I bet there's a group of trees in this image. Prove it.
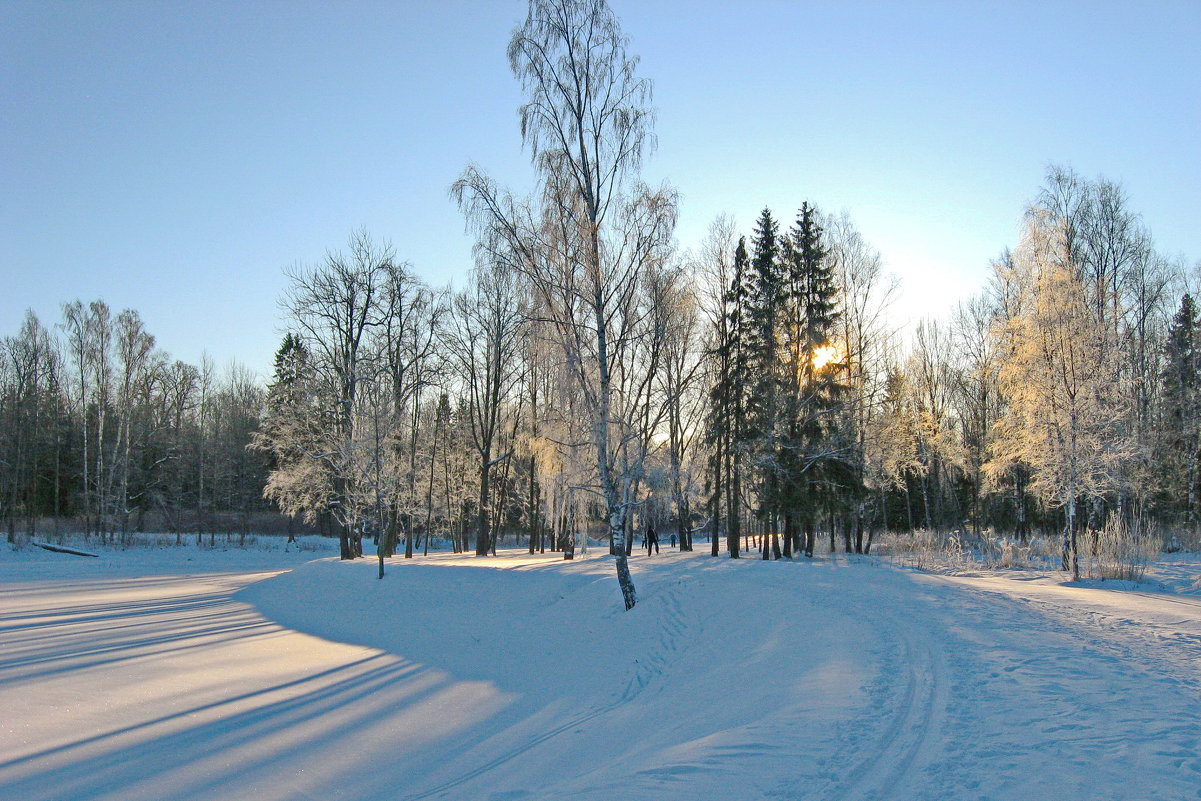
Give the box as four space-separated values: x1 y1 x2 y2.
850 166 1194 581
0 301 270 542
252 1 1200 601
700 166 1194 583
6 0 1197 605
979 168 1190 578
704 203 887 563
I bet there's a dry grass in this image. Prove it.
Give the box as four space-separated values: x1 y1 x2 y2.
1080 519 1159 582
877 523 1158 580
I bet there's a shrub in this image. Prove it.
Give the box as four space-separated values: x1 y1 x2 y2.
1081 518 1159 582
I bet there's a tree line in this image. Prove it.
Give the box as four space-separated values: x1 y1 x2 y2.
5 0 1196 601
0 300 271 543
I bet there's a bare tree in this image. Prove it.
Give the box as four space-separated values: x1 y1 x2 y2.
653 262 707 551
113 309 162 540
454 0 675 609
447 254 527 555
278 230 393 558
1 313 61 540
826 210 896 552
949 294 1000 539
87 301 115 536
60 301 92 534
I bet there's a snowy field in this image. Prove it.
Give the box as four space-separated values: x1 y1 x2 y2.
1 538 1200 801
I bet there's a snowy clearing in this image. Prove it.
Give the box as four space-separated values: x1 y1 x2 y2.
2 542 1200 800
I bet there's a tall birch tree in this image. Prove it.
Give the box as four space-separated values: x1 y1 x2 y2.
454 0 675 609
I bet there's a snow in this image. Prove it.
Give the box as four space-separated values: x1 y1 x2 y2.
1 539 1199 800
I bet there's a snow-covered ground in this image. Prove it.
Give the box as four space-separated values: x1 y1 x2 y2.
1 539 1199 800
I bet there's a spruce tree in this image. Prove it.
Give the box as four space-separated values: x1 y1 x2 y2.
745 208 786 554
1159 294 1201 524
707 236 752 557
779 203 843 557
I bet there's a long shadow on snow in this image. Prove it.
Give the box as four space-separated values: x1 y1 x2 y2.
234 556 642 698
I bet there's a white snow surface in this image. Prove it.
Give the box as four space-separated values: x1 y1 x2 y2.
1 540 1200 801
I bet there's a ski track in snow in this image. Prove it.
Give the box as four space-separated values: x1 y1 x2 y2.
796 567 1201 801
811 586 948 801
1 546 1199 800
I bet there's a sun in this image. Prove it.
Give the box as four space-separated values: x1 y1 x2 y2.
812 344 842 370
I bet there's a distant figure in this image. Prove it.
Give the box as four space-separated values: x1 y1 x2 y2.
670 532 678 548
646 524 659 555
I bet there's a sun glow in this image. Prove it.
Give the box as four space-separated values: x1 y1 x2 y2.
812 344 842 370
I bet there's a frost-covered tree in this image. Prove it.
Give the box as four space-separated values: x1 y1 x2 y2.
256 334 333 528
950 294 1001 537
826 210 896 552
276 231 395 558
651 261 707 552
454 0 676 609
991 209 1132 579
448 255 527 556
867 366 924 531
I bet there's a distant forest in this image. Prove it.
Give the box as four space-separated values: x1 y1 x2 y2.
4 0 1197 593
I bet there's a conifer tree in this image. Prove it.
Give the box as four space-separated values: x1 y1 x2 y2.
725 236 752 557
779 203 842 557
1158 293 1201 524
256 333 338 545
744 208 785 553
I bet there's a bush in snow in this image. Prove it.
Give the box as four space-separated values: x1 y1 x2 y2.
1081 518 1159 582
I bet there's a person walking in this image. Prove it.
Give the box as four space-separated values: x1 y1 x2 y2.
645 524 659 555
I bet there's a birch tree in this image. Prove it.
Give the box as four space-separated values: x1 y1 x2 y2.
454 0 676 609
699 218 745 558
655 262 707 551
826 210 896 551
992 209 1132 579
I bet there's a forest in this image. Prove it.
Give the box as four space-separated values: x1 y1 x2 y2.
3 0 1197 599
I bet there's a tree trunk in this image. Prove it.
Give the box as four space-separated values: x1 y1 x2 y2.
727 442 740 558
1063 497 1079 580
475 457 491 556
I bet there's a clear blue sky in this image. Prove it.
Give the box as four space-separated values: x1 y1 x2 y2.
4 1 1199 380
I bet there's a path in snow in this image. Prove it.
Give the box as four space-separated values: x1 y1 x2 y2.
801 566 1201 800
1 548 1199 800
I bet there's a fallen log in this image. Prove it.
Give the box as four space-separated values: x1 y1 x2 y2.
31 541 100 558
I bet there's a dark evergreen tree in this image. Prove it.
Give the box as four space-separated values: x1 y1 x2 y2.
707 236 752 558
779 202 843 557
726 236 752 557
1158 293 1201 525
786 203 837 356
743 208 786 555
